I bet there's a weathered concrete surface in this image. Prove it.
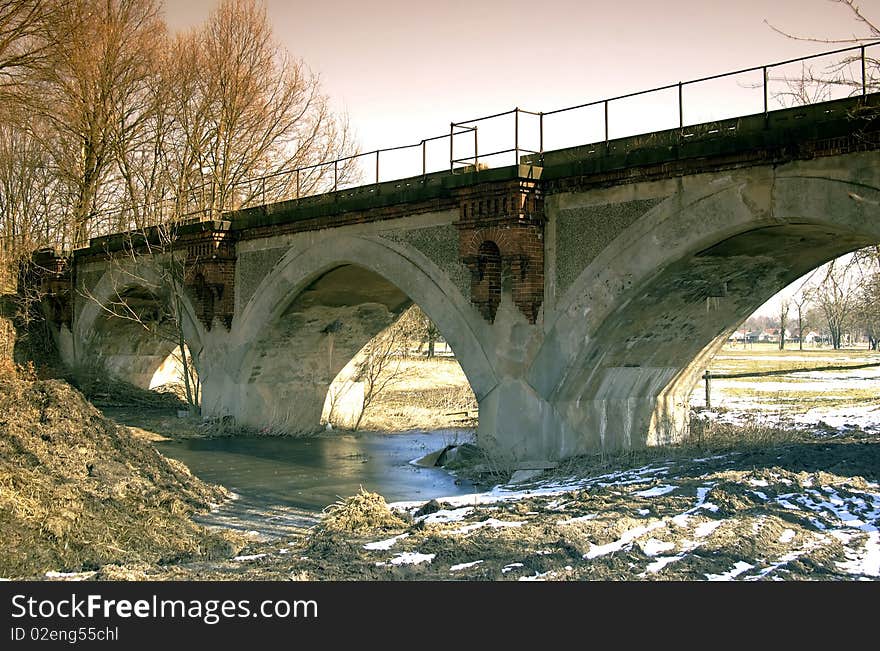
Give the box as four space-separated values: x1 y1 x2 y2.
199 224 499 435
528 155 880 457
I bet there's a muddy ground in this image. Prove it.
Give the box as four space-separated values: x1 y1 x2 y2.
36 419 879 582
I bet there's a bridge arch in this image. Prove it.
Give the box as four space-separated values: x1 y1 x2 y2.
219 234 497 432
530 160 880 454
75 264 205 389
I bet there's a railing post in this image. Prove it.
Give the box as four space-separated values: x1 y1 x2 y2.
450 122 454 172
375 150 380 184
604 99 609 152
539 111 544 160
678 81 683 128
861 45 867 96
261 177 266 205
763 66 769 115
474 126 479 170
296 168 300 199
334 160 338 191
422 140 427 178
703 370 712 409
514 107 519 165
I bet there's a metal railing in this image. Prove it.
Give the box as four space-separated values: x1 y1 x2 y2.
82 41 880 244
231 41 880 200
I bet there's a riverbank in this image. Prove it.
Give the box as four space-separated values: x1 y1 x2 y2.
3 318 879 580
36 421 879 581
0 360 243 579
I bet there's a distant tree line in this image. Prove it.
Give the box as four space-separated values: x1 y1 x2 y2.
738 248 880 350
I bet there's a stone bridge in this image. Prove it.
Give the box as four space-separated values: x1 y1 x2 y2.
29 93 880 461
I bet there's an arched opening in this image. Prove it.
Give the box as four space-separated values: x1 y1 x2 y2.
149 344 200 400
79 280 202 410
321 304 475 431
692 246 880 428
549 223 878 454
472 240 502 322
237 263 478 436
89 286 178 388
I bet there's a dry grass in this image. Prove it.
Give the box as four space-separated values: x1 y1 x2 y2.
317 488 407 534
355 357 477 431
0 358 240 578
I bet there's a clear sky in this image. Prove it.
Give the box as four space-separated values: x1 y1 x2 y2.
164 0 877 152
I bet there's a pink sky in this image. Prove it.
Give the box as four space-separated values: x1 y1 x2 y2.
164 0 877 152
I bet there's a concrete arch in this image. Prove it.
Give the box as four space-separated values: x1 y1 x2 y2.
75 264 205 388
529 159 880 455
207 234 497 431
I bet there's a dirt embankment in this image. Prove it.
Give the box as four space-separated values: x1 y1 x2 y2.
0 311 239 579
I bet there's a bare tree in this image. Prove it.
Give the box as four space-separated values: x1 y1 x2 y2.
0 0 55 106
0 119 64 285
349 316 410 432
809 262 858 349
778 299 790 350
792 290 811 351
166 0 359 219
854 269 880 349
765 0 880 106
24 0 165 246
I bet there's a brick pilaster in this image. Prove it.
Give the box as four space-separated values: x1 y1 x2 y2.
178 230 236 330
455 175 545 324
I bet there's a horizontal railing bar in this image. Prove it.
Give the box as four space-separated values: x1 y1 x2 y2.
453 108 519 125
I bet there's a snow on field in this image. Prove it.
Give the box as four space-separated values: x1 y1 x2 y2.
389 461 677 512
706 561 754 581
690 352 880 433
419 507 473 524
231 553 266 562
635 485 676 497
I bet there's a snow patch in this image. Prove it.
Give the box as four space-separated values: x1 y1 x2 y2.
778 529 796 544
706 561 754 581
694 521 723 538
449 560 484 572
635 485 676 497
584 520 666 559
364 533 409 550
640 538 676 556
232 554 266 562
378 552 436 567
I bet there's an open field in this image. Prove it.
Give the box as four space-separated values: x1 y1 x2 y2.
343 356 478 431
692 343 880 432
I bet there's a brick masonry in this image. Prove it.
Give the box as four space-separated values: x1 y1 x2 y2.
455 178 545 324
178 230 237 330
